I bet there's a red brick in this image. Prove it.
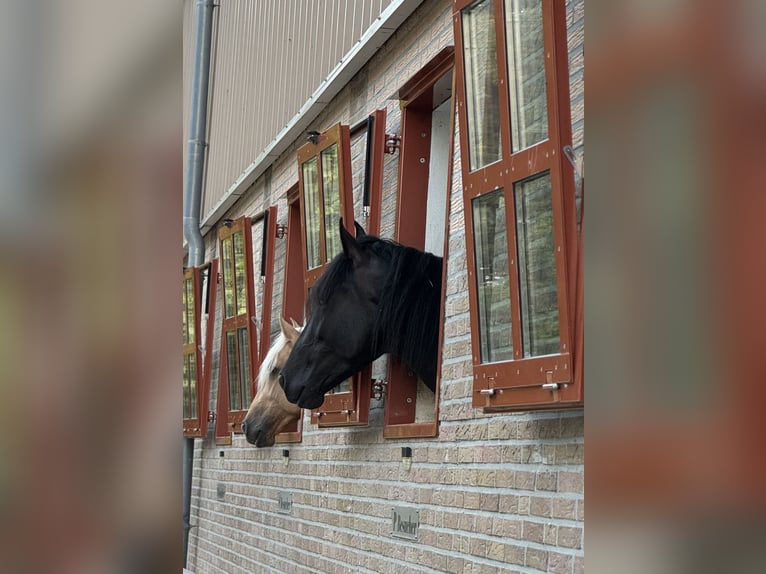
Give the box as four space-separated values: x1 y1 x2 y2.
558 471 584 493
529 496 552 517
522 520 545 543
545 523 559 545
552 497 577 520
549 552 574 574
491 516 522 538
525 548 548 570
504 543 526 566
558 526 582 549
495 469 515 487
536 471 558 491
514 470 536 490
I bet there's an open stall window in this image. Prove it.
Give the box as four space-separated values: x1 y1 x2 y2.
183 260 218 437
214 216 259 443
276 190 304 442
384 47 455 439
297 123 371 427
453 0 582 410
349 109 387 235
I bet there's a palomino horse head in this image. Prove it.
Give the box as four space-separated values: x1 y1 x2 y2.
241 317 302 447
279 219 442 409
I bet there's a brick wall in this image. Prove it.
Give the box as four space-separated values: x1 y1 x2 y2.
189 0 584 572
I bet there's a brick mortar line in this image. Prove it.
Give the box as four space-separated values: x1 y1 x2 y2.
197 517 385 573
196 469 585 495
420 523 583 555
197 435 584 460
194 538 327 574
195 483 583 523
196 503 559 574
202 461 584 476
199 434 584 456
194 540 321 574
195 506 441 574
197 503 578 574
196 487 584 536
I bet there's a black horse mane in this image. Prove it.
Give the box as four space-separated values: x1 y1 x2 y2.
311 234 442 391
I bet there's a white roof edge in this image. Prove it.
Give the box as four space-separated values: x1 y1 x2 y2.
199 0 424 236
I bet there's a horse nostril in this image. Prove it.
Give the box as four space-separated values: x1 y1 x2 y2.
278 373 285 387
241 420 248 434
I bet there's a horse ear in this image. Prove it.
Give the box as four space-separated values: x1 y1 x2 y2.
280 316 300 342
353 220 366 238
339 218 366 265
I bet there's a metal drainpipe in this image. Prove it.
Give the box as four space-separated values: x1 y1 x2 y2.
183 0 216 568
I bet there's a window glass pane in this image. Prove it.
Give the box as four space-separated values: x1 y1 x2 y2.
226 330 240 410
238 327 252 406
462 0 502 170
321 144 342 261
515 172 560 356
233 231 247 316
222 237 235 318
185 278 195 343
183 354 191 419
329 378 352 394
302 157 322 269
505 0 548 151
188 353 198 418
472 188 514 362
182 278 189 345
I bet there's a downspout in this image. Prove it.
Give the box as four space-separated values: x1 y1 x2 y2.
183 0 215 568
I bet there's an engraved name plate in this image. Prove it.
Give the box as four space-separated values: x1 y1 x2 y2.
391 506 419 540
277 491 293 514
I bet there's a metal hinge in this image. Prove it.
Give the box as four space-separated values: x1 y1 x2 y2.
384 134 401 154
372 379 388 400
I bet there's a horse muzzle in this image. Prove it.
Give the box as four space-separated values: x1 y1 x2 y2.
241 419 276 448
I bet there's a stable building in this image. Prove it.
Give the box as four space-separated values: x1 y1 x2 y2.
183 0 584 572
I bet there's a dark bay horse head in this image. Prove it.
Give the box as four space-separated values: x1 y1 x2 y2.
279 219 442 409
241 317 302 447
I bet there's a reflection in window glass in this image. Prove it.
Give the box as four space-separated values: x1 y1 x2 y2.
226 330 240 410
473 188 514 362
182 279 189 345
321 144 341 261
188 354 198 417
515 172 560 356
183 355 191 419
462 0 502 171
233 231 247 316
505 0 548 151
302 157 322 269
184 278 195 343
238 327 252 406
221 237 235 318
330 378 352 394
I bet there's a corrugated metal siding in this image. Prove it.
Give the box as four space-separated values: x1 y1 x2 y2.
198 0 395 218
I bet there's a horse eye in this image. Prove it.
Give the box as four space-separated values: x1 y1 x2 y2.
271 367 280 376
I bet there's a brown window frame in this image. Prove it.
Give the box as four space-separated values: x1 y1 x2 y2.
384 48 455 439
275 191 304 443
297 123 371 427
453 0 582 410
183 260 218 437
214 215 259 443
